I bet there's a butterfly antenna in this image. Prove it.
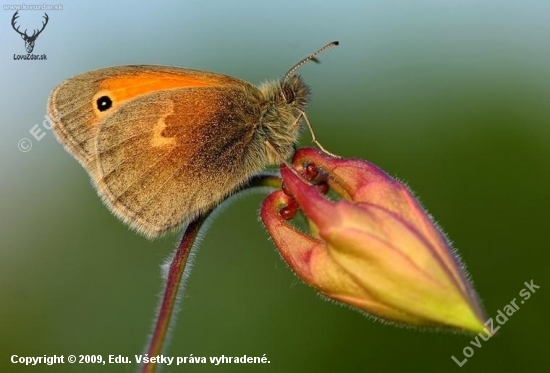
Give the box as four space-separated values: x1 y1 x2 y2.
283 41 339 82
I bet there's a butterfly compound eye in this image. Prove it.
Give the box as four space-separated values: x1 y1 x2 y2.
282 86 295 104
96 95 113 112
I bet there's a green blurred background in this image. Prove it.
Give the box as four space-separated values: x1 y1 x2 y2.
1 1 549 372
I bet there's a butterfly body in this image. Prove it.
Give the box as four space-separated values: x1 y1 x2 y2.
48 65 310 238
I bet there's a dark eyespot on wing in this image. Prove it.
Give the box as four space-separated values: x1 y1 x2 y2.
96 96 113 112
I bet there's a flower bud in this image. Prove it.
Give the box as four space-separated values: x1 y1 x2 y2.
261 148 486 333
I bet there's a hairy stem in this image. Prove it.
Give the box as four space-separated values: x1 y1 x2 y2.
141 172 281 373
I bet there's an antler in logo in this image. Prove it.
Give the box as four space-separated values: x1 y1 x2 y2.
11 11 49 53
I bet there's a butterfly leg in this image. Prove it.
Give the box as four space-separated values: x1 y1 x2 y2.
299 111 338 158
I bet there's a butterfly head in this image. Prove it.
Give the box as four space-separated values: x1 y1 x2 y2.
280 74 310 111
254 41 339 164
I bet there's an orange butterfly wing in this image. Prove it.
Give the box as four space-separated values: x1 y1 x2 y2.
48 65 250 175
49 66 264 238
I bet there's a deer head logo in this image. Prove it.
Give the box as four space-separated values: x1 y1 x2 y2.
11 11 49 53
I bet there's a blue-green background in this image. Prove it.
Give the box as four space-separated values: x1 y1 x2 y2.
1 1 548 372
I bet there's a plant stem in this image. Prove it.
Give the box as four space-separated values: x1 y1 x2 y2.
141 216 205 373
140 173 281 373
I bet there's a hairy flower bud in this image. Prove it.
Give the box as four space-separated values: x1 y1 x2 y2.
261 148 486 332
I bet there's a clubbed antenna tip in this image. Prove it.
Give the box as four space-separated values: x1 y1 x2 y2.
283 41 339 82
